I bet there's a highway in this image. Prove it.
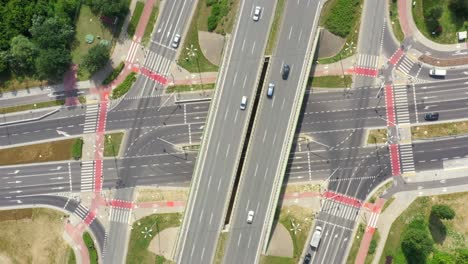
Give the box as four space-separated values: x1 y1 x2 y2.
176 0 276 263
222 0 322 262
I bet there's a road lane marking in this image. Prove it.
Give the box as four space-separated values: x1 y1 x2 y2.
199 208 204 223
224 108 230 120
243 75 248 89
234 111 239 123
237 233 242 247
251 41 256 54
216 141 220 155
262 130 268 142
217 178 222 191
273 133 277 145
247 235 252 248
208 175 212 188
233 72 238 86
288 26 293 39
298 29 303 42
209 213 213 225
241 39 246 51
254 163 259 177
226 143 230 158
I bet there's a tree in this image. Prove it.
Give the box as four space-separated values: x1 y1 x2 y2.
402 228 434 264
82 44 110 74
29 15 74 49
89 0 128 17
431 251 456 264
431 205 455 220
449 0 468 17
426 6 443 20
0 51 8 74
8 35 37 75
35 48 71 80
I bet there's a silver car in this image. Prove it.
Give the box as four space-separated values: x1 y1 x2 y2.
247 210 255 224
240 96 248 110
171 34 181 48
267 83 275 98
253 6 261 21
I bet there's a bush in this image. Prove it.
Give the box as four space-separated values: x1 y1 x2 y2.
431 251 456 264
206 0 230 32
71 138 83 160
207 15 219 31
111 72 137 99
206 0 217 6
368 238 377 254
324 0 360 37
102 61 125 85
431 204 455 220
456 248 468 263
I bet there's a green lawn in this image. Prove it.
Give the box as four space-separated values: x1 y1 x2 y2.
265 0 286 55
214 232 228 264
278 206 314 262
177 0 219 73
104 132 124 157
126 213 182 264
67 247 76 264
346 223 365 264
142 4 160 45
307 75 352 88
72 5 114 80
379 192 468 263
82 232 98 264
389 0 405 42
317 0 362 64
260 255 296 264
412 0 467 44
166 83 215 93
0 99 65 115
128 1 145 37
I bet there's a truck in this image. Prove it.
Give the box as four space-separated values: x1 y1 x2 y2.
429 68 446 77
310 226 323 249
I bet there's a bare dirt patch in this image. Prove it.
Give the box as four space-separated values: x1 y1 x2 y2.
284 183 321 194
0 139 75 166
148 227 179 260
419 54 468 67
136 188 189 203
0 208 71 264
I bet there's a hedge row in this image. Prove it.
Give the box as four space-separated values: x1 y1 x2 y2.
207 0 230 32
102 61 125 85
111 72 137 99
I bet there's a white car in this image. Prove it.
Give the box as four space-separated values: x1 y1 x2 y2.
172 34 181 48
253 6 262 21
247 210 255 224
240 96 248 110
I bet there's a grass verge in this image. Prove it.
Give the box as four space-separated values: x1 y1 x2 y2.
166 83 215 93
178 0 219 73
0 99 65 115
112 72 137 99
346 223 365 264
182 144 200 152
307 75 352 88
67 247 77 264
412 0 467 44
127 1 145 37
368 181 393 204
317 0 362 64
126 213 182 264
102 61 125 85
265 0 286 55
277 205 314 262
0 75 47 94
78 95 87 104
412 121 468 140
0 208 70 263
389 0 405 42
0 138 77 166
104 132 124 157
71 138 84 160
367 128 388 144
382 196 396 213
260 255 296 264
214 232 228 264
142 4 160 45
136 188 188 203
379 192 468 263
83 232 98 264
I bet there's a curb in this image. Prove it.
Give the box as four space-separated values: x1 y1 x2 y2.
0 108 59 126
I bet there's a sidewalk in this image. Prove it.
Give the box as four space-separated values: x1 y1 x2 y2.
311 55 356 77
399 0 468 52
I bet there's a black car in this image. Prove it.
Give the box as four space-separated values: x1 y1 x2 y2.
303 253 312 264
282 64 290 80
424 112 439 121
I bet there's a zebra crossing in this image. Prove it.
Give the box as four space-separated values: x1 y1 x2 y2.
80 161 94 192
144 51 172 77
83 104 99 134
109 207 132 224
318 199 360 229
393 85 411 124
74 204 89 220
399 143 415 174
396 56 415 75
356 54 379 69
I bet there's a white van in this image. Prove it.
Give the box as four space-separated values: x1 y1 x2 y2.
429 68 446 77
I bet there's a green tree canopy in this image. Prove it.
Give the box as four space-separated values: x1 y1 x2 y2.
29 15 74 49
449 0 468 17
82 44 110 74
88 0 129 17
0 51 8 74
456 248 468 263
35 48 71 81
402 228 434 264
431 204 456 220
431 251 456 264
9 35 38 75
